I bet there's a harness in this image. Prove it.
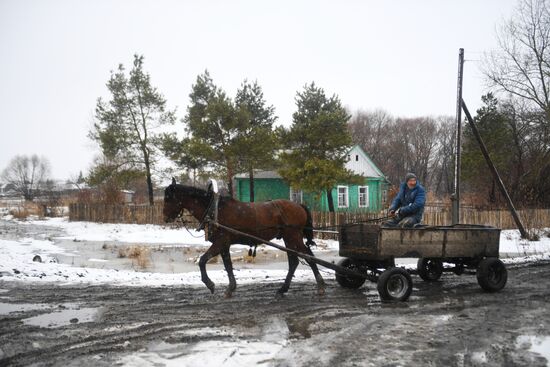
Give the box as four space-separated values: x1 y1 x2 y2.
197 179 220 241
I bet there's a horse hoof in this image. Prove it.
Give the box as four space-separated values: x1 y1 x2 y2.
276 288 288 297
224 291 233 298
317 287 326 296
206 282 215 294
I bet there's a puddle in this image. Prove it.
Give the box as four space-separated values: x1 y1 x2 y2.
517 335 550 361
22 306 104 328
0 302 51 315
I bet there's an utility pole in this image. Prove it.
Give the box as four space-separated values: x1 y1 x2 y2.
452 48 464 225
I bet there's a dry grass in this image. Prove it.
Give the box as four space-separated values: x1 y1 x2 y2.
243 254 256 263
9 202 44 220
118 245 150 269
11 207 31 220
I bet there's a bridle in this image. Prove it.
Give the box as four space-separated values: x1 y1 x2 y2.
166 184 216 233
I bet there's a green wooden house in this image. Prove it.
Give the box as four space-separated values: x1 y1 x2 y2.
234 145 391 212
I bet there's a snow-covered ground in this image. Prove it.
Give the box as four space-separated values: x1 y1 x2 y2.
0 216 549 287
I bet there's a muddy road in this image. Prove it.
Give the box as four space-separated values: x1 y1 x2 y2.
1 262 550 366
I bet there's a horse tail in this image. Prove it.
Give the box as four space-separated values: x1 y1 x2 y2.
301 204 316 247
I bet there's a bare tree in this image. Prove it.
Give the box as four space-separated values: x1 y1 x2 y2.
483 0 550 121
349 111 448 191
430 116 456 196
1 155 51 201
348 109 393 165
482 0 550 204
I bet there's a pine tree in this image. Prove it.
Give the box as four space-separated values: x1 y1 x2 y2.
234 80 278 201
161 135 209 186
278 83 359 212
89 54 176 205
183 71 246 196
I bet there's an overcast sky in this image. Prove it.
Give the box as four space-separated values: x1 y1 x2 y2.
0 0 518 179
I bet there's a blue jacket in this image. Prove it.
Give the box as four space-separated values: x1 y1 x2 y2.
390 181 426 222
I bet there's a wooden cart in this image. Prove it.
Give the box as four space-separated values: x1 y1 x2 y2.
335 224 508 301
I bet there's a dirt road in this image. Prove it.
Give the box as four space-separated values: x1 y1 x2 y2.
1 261 550 366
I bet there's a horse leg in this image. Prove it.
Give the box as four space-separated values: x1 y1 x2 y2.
283 231 326 296
303 246 326 296
278 252 299 295
220 248 237 298
199 242 223 294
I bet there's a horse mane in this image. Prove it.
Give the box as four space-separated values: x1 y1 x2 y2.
173 184 233 207
174 184 209 199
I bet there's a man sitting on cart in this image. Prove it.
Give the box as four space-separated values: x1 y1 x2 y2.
383 173 426 228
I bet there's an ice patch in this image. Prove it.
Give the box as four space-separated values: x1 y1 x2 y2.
119 338 289 367
471 351 487 363
262 316 290 343
517 335 550 362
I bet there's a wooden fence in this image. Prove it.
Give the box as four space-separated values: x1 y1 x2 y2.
69 203 175 226
69 203 550 232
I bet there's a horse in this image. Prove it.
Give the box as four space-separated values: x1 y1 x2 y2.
163 180 325 297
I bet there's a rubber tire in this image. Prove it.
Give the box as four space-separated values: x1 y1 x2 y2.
377 267 413 302
476 258 507 292
417 258 443 282
335 258 366 289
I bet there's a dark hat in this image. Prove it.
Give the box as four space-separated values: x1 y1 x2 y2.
405 173 417 182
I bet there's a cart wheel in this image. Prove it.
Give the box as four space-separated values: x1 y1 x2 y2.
417 258 443 282
335 258 366 289
476 258 507 292
377 268 413 302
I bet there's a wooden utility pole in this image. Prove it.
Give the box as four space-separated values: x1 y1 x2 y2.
452 48 464 225
461 100 528 238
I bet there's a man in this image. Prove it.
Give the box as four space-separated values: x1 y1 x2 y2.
383 173 426 228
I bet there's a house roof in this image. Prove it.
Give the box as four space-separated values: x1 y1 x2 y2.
234 170 281 179
234 145 388 182
346 145 388 181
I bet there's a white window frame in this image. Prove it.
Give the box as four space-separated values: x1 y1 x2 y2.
290 187 303 204
358 186 369 208
337 186 349 208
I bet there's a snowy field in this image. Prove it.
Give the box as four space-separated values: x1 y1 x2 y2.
0 215 549 287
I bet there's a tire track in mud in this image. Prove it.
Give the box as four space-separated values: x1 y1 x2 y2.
1 262 550 366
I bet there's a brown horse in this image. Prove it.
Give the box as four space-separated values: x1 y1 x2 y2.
163 181 325 297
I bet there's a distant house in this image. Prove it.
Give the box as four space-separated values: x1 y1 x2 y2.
0 183 19 197
120 190 135 204
234 145 390 212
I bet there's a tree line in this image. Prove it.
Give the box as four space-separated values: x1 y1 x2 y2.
88 62 355 211
2 0 549 209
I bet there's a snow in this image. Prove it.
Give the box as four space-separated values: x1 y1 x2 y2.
18 216 339 251
118 320 291 366
22 217 210 246
499 229 550 255
516 335 550 362
0 237 318 286
0 216 549 286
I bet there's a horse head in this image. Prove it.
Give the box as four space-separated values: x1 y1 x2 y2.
163 179 211 223
163 179 181 223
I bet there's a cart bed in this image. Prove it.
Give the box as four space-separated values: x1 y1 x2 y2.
339 224 500 260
